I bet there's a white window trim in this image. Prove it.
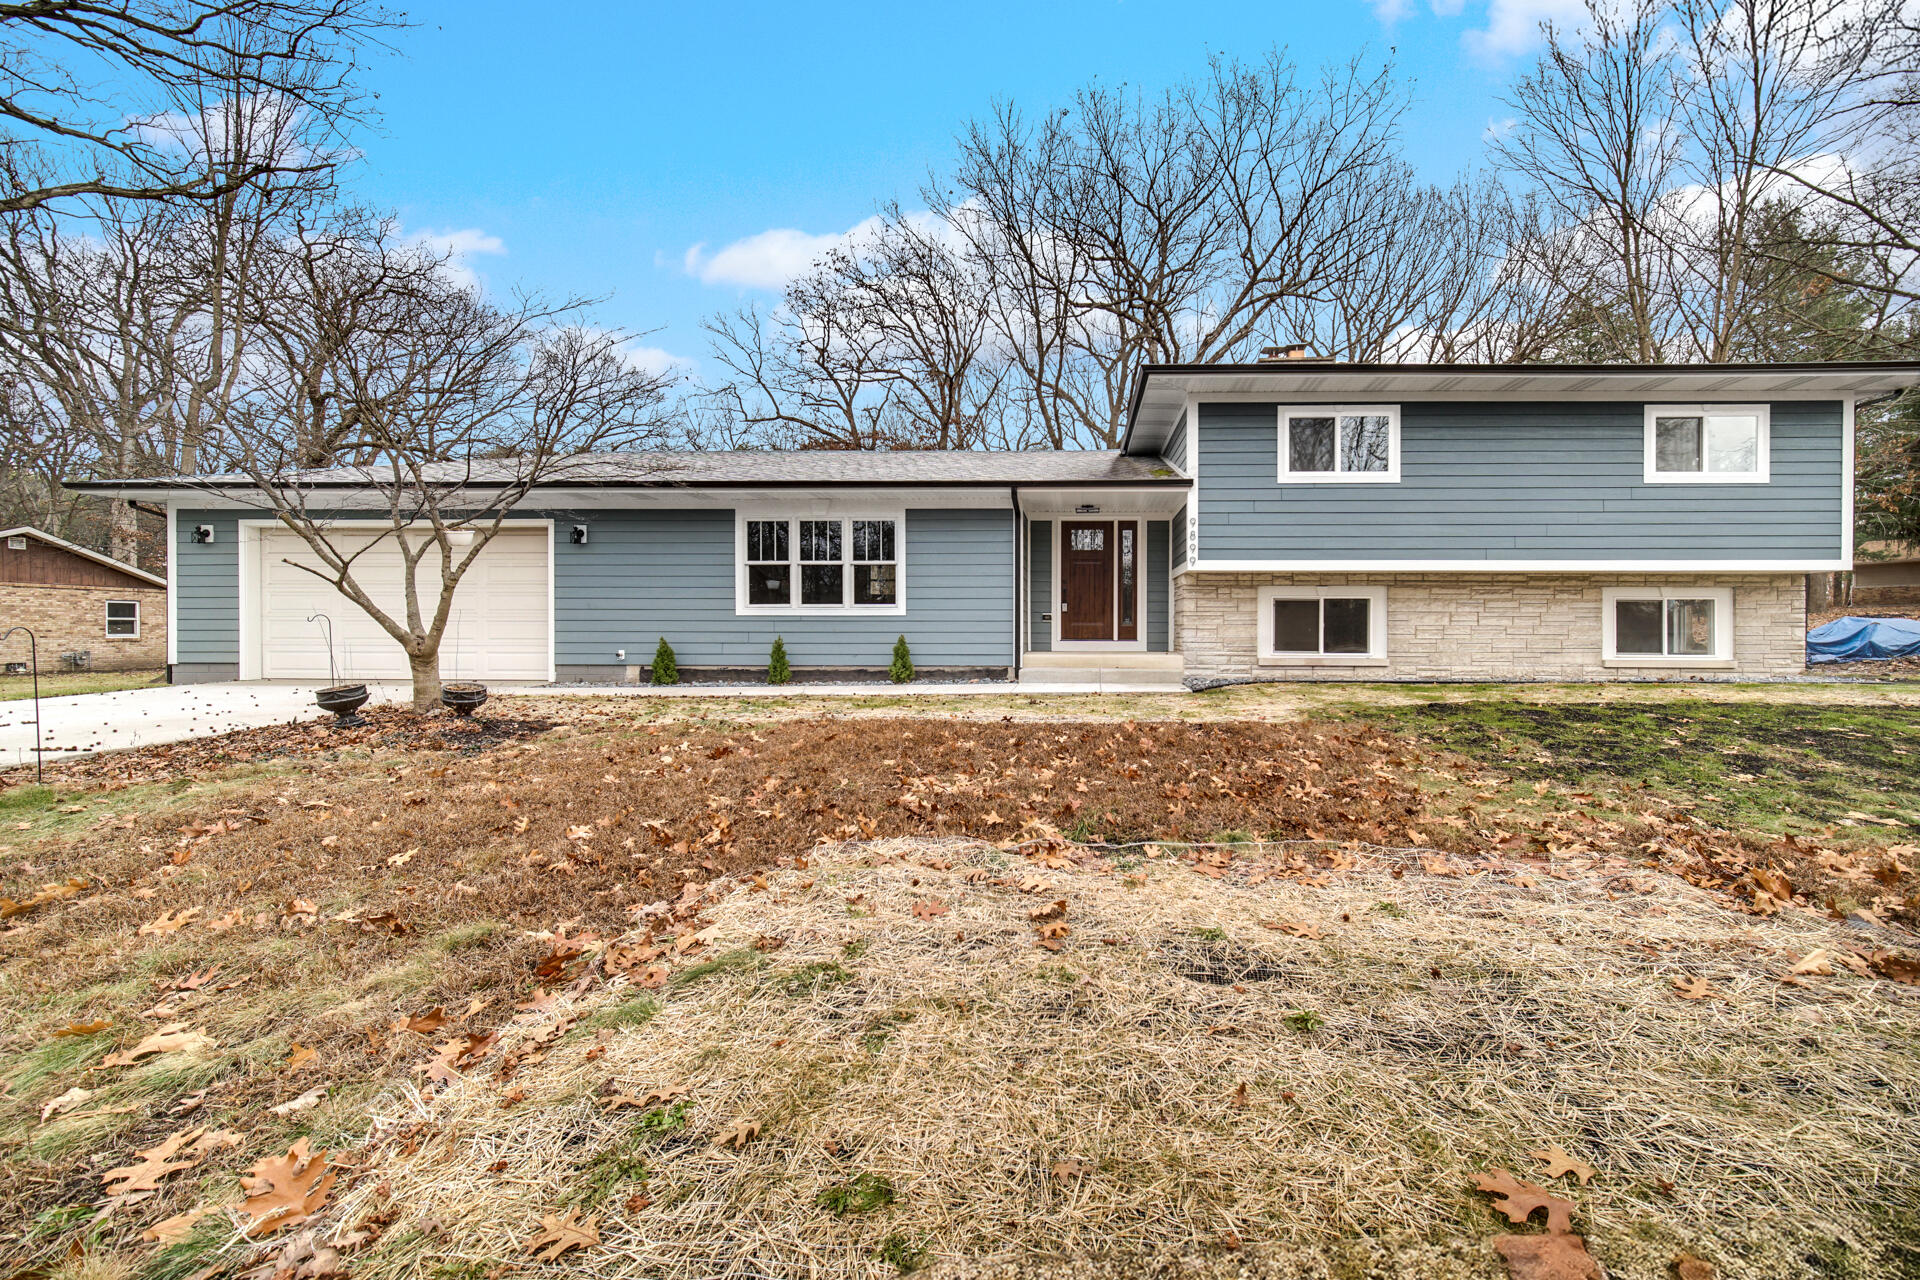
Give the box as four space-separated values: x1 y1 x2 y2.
1277 405 1401 484
1643 404 1770 484
734 510 907 617
105 598 141 640
1600 586 1735 666
1255 584 1388 667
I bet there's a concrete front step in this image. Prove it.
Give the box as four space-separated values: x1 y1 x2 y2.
1020 651 1185 671
1017 666 1185 689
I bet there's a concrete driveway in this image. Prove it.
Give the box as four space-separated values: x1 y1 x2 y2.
0 682 413 766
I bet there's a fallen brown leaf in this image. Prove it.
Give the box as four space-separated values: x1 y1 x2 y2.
240 1137 336 1236
1529 1144 1597 1186
1492 1231 1603 1280
525 1209 599 1262
1474 1169 1575 1235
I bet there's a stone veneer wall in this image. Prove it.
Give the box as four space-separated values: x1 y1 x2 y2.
1173 572 1805 681
0 583 167 672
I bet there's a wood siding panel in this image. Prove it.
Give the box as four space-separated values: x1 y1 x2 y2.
1147 520 1170 651
1195 400 1845 561
1028 520 1052 653
0 538 154 588
175 509 241 664
552 507 1014 668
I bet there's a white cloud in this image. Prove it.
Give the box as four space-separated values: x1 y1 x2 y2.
621 343 696 378
1371 0 1415 20
1464 0 1590 58
683 223 876 290
402 226 506 292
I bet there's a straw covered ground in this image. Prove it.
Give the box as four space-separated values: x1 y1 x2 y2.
2 690 1918 1279
329 840 1920 1280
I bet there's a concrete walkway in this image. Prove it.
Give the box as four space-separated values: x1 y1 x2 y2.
0 678 1186 766
0 682 412 766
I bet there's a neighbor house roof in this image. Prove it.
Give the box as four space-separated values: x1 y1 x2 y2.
1123 359 1920 453
66 449 1189 500
0 526 166 588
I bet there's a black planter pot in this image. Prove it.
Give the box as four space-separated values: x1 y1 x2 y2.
441 681 488 717
316 682 370 728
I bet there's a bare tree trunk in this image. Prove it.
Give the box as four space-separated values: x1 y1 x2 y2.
408 647 442 713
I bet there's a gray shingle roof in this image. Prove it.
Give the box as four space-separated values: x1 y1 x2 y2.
69 449 1187 493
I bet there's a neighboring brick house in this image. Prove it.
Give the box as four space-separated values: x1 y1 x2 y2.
0 527 166 673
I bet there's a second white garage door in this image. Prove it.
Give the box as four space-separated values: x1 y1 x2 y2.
256 526 551 681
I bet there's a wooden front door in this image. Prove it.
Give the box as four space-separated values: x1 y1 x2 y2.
1060 521 1115 641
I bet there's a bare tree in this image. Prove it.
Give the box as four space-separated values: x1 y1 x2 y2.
0 0 396 214
208 234 677 709
936 53 1410 446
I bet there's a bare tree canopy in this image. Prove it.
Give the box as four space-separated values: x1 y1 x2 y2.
699 53 1543 451
0 0 397 213
205 228 676 707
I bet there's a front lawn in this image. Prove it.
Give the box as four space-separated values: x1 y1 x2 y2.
1 689 1916 1279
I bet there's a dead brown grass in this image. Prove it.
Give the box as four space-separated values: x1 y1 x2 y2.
3 709 1917 1277
325 841 1920 1280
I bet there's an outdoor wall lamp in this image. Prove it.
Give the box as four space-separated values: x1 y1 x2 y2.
192 524 214 543
570 525 588 545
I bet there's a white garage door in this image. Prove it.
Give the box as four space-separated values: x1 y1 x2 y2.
257 526 550 681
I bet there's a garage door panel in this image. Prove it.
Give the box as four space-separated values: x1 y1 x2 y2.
257 528 549 681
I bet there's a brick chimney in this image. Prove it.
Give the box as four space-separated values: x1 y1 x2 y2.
1257 343 1329 363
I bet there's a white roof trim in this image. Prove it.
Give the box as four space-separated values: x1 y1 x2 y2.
0 526 167 587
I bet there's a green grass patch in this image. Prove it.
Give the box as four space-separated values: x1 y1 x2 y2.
583 991 659 1032
1348 699 1920 835
818 1171 897 1216
669 947 763 990
778 961 853 997
874 1233 928 1273
0 669 164 701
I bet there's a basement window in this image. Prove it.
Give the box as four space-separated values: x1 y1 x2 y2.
106 599 140 639
1602 587 1733 664
1256 585 1386 663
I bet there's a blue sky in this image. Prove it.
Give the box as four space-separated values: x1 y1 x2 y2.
354 0 1577 375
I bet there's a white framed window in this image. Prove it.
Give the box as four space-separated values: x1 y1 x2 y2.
1277 405 1400 483
1255 585 1387 663
736 513 905 615
1601 587 1733 664
5 535 24 550
105 599 140 639
1644 405 1769 483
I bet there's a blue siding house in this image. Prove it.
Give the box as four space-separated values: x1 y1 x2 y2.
74 359 1920 686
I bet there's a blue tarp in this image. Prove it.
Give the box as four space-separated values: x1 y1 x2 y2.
1807 615 1920 663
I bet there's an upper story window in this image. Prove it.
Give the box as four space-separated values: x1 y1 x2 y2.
1644 405 1769 483
1277 405 1400 483
739 514 904 615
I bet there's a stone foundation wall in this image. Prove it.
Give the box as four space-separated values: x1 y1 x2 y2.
0 584 167 672
1173 572 1805 682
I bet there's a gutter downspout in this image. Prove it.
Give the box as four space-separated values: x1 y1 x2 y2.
1010 485 1021 683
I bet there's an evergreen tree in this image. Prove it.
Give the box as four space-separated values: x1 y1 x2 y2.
767 636 791 685
650 637 678 686
889 635 914 684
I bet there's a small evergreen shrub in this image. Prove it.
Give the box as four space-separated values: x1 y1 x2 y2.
767 636 790 685
889 635 914 684
650 637 678 686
